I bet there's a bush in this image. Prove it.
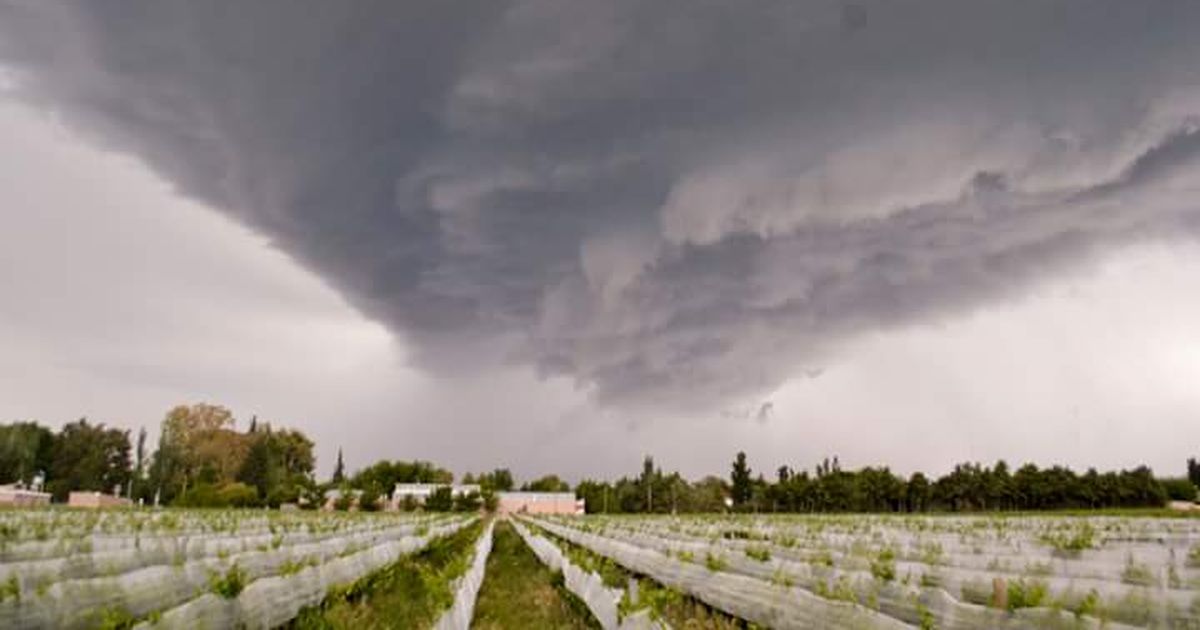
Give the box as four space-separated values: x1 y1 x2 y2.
870 548 896 582
218 483 259 507
359 487 382 512
1006 579 1049 611
175 482 259 508
333 491 355 511
1161 478 1198 502
482 490 499 513
454 490 482 512
425 486 454 512
209 564 247 598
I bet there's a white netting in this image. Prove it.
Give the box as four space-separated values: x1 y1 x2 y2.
0 518 440 596
531 517 923 630
132 518 474 630
433 520 495 630
541 515 1184 629
0 511 440 564
512 519 669 630
0 516 469 630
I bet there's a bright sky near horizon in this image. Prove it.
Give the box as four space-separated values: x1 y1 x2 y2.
2 1 1199 482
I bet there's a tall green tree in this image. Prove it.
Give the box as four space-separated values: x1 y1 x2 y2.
0 421 55 485
522 474 570 492
46 418 131 501
332 448 345 484
730 451 753 510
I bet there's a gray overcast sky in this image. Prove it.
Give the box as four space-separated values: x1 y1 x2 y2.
1 1 1199 482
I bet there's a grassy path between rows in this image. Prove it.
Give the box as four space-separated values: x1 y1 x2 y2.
471 520 600 630
288 520 483 630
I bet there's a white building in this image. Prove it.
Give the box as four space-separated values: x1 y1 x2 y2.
322 487 364 511
391 483 480 509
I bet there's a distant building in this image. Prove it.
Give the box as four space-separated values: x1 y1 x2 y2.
391 483 480 509
323 488 364 511
496 491 584 515
0 484 51 507
67 491 132 509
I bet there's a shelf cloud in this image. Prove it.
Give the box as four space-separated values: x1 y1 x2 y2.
2 0 1198 412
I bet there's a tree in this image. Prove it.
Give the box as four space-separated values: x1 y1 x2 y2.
477 468 514 491
0 421 55 486
906 473 931 512
692 476 731 512
298 475 325 510
332 449 346 484
45 418 131 501
454 490 483 512
156 403 245 498
641 456 656 512
236 434 274 506
128 427 148 500
1162 478 1198 502
425 486 454 511
482 489 499 512
523 474 570 492
730 451 753 510
359 486 382 512
1188 458 1200 488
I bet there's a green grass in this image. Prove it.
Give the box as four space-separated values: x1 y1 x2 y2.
289 520 484 630
471 521 599 630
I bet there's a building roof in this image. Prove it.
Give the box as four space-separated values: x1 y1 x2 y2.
497 491 578 501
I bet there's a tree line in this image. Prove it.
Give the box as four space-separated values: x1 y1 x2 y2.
573 453 1196 515
1 403 318 508
4 407 1197 513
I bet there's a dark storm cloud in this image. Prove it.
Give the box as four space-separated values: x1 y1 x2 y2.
2 0 1199 410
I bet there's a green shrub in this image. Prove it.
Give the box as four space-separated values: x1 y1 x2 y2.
870 547 896 582
359 487 382 512
1041 523 1096 557
174 482 258 508
209 564 247 598
0 576 19 602
704 552 727 572
744 546 771 562
1075 589 1101 619
217 483 259 507
1007 578 1049 611
94 606 135 630
333 490 355 512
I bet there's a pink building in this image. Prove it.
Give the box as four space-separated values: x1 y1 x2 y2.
68 491 132 509
496 492 584 515
0 484 51 507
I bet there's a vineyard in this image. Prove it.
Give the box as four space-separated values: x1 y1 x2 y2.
0 509 472 629
2 510 1200 629
521 513 1200 629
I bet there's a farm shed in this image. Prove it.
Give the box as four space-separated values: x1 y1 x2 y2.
496 491 584 515
0 484 51 507
67 491 132 509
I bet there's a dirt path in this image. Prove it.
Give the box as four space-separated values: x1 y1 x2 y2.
471 520 599 629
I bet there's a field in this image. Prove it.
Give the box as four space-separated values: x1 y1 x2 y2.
3 509 1200 629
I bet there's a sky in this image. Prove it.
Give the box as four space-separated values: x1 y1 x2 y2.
1 1 1199 482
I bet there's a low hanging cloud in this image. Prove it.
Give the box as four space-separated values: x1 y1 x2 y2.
2 0 1199 412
